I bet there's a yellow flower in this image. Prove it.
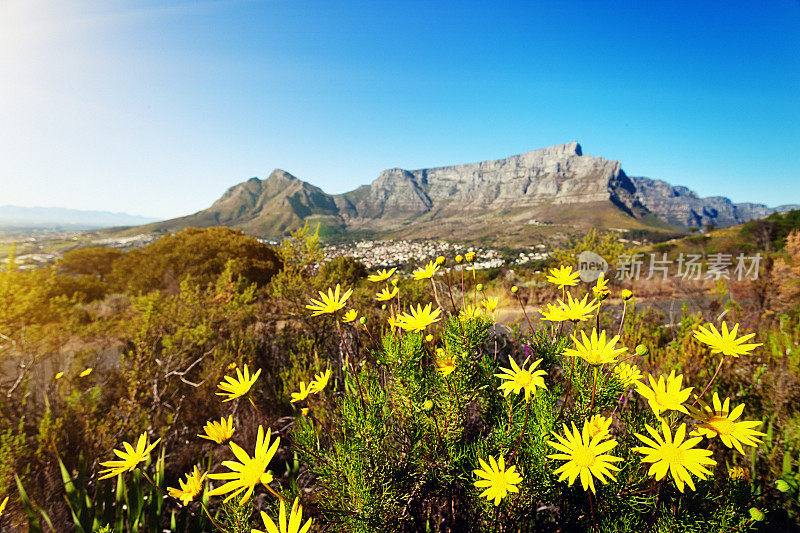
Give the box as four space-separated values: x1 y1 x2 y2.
425 334 434 342
539 303 568 322
556 293 600 322
227 362 238 370
368 267 397 283
199 416 235 444
728 466 749 481
54 371 64 380
305 284 353 317
586 415 613 440
613 363 643 387
387 316 401 330
208 425 280 504
455 254 464 263
436 255 446 265
435 349 456 376
254 497 313 533
547 421 622 494
473 455 522 506
216 364 261 402
495 356 547 402
635 371 693 417
563 329 627 366
633 421 716 492
482 297 499 312
99 432 161 480
546 265 580 289
376 286 399 301
460 304 484 319
79 368 93 377
693 322 761 358
0 496 8 519
342 309 358 323
465 251 476 263
290 382 312 403
168 466 205 505
592 273 610 299
412 260 440 280
688 393 766 454
309 368 332 394
396 303 443 332
620 289 633 300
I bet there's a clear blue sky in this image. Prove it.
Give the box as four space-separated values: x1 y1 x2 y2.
1 0 798 219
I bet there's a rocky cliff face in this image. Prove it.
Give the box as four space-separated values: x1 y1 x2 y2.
628 176 797 228
134 143 797 239
346 142 627 220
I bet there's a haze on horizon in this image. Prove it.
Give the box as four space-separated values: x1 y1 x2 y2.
1 0 798 220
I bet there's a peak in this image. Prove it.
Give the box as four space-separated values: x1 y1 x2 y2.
266 169 298 182
529 142 582 157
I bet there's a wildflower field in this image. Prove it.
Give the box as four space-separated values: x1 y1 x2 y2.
1 220 800 532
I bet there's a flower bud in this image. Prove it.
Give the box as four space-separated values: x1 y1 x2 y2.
465 251 476 263
381 304 387 310
422 399 434 412
436 256 446 266
455 254 464 263
425 334 433 342
621 289 633 301
749 508 765 522
359 317 367 325
476 283 483 292
635 344 649 357
511 285 519 294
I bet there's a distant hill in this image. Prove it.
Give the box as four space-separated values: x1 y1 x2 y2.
0 206 160 231
120 142 798 244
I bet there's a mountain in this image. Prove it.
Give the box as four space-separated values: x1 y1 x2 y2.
127 143 797 243
0 206 160 231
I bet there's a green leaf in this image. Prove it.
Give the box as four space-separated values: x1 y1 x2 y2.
776 479 793 493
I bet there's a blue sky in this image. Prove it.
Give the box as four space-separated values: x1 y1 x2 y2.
1 0 798 219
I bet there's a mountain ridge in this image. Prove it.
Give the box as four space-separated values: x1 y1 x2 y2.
125 143 798 242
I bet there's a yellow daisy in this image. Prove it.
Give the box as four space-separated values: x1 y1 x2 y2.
495 356 547 402
199 416 235 444
208 425 279 504
613 362 643 387
216 364 261 402
79 367 93 377
376 286 399 301
412 260 440 280
254 497 313 533
688 393 766 454
633 421 716 492
693 322 761 358
435 348 456 377
342 309 358 323
305 284 353 317
367 267 397 283
586 415 613 440
387 316 401 330
396 303 443 332
546 265 580 289
473 455 522 506
556 293 600 322
460 304 484 319
309 368 332 394
635 370 693 416
290 381 312 403
547 421 622 494
539 303 568 322
99 432 161 480
562 329 627 366
168 466 205 505
592 273 610 299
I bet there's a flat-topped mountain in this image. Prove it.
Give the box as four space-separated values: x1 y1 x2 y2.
129 143 797 243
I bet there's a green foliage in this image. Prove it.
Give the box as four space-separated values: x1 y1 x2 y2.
741 209 800 251
58 246 124 280
108 227 281 294
550 229 626 268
